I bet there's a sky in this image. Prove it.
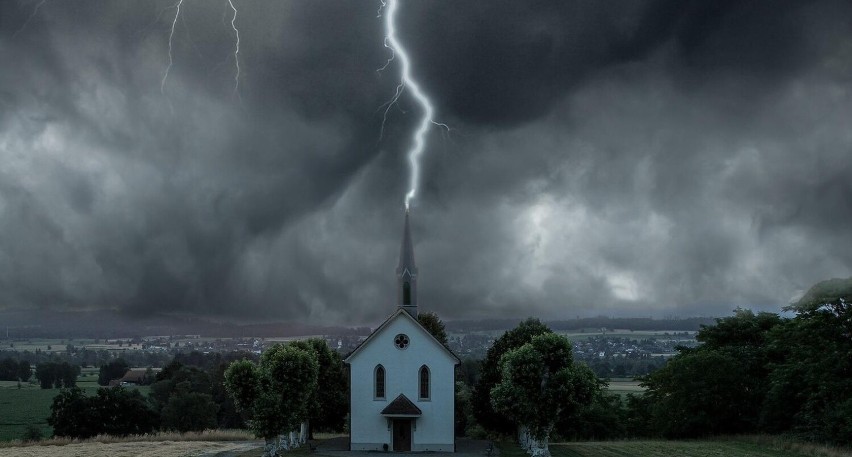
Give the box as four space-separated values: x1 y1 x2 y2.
1 0 851 326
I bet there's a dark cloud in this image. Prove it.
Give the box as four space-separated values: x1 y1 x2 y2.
0 0 850 325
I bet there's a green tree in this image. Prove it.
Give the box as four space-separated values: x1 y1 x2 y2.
48 387 156 438
491 333 597 457
761 277 852 445
18 360 31 382
225 343 319 456
289 339 348 435
97 358 129 386
34 362 78 388
636 308 784 438
642 350 754 438
160 382 219 432
472 318 552 434
418 312 448 346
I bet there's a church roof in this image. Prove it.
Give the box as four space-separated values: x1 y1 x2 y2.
380 394 422 417
343 308 460 365
397 209 417 276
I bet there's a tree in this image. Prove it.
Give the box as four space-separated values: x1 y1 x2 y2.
97 358 129 386
225 343 319 457
491 333 597 457
288 339 348 435
638 309 784 438
418 312 448 346
35 362 79 389
149 366 218 432
472 318 552 434
18 360 31 382
160 382 219 432
642 350 755 437
761 277 852 445
48 387 156 438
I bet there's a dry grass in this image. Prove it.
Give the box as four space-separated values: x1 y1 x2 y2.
0 429 255 448
0 440 261 457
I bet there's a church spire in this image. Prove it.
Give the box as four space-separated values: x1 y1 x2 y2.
396 208 418 316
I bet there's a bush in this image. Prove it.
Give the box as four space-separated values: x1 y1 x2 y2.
21 424 42 442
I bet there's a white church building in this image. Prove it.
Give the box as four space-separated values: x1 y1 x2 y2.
345 211 459 452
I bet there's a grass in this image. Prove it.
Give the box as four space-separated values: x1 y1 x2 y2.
498 437 852 457
0 430 256 448
0 379 150 441
605 379 645 398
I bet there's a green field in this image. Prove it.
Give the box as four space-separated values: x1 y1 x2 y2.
499 439 841 457
605 378 645 397
0 373 150 441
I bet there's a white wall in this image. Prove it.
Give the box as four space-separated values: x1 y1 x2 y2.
348 312 457 452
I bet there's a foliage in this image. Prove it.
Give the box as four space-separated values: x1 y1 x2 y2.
639 309 783 438
97 358 129 386
21 424 42 442
555 389 627 441
47 387 157 438
0 358 31 382
454 381 473 437
224 343 319 440
34 362 79 389
630 277 852 446
160 385 219 433
491 333 597 455
473 318 552 434
288 339 348 434
418 312 449 346
761 277 852 445
149 366 218 432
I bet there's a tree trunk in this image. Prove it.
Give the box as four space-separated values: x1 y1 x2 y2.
527 435 550 457
263 438 277 457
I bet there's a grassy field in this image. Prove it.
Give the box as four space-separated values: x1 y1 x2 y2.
0 374 150 441
605 378 645 397
499 438 851 457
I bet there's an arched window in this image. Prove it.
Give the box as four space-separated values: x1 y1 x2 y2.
419 365 430 400
403 281 411 306
375 365 385 399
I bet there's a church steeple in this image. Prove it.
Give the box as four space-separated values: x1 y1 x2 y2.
396 209 418 317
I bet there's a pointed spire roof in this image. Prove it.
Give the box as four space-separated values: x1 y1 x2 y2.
397 209 416 275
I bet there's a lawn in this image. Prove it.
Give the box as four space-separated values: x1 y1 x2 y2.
498 439 845 457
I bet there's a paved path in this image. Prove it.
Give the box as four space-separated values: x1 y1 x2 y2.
316 437 496 457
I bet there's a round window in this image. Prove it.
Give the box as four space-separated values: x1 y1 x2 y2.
394 334 410 349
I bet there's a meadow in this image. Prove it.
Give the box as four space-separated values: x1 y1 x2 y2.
0 369 149 442
500 438 852 457
605 377 645 397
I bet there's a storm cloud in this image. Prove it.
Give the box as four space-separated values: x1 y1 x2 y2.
0 0 850 325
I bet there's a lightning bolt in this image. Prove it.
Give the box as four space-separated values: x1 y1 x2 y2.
227 0 241 98
161 0 184 96
12 0 47 39
378 0 449 210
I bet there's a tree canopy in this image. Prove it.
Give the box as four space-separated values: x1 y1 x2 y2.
491 333 597 457
634 277 852 446
418 312 449 346
473 318 552 434
224 343 319 445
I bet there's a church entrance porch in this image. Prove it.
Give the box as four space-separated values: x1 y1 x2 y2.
393 419 412 451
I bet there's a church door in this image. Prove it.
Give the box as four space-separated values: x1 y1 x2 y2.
393 419 412 451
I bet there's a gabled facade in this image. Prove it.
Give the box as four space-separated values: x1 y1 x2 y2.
344 211 459 452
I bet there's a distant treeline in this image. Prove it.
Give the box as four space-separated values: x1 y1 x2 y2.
446 316 717 333
0 310 372 339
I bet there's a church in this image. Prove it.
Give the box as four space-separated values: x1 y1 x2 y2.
344 211 459 452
